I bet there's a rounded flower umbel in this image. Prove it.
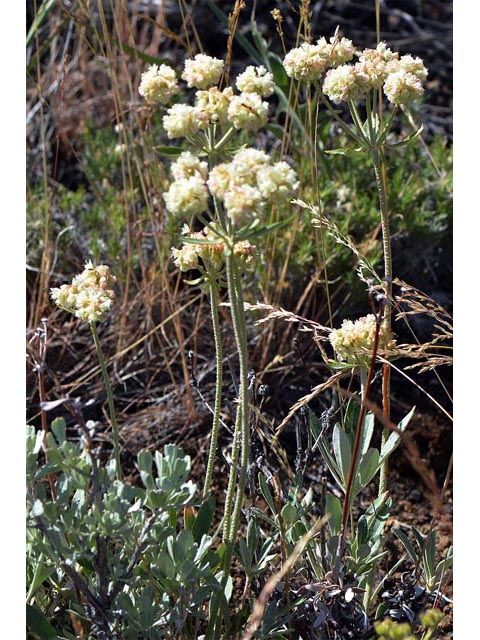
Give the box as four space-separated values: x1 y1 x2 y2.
50 261 116 323
163 175 209 217
329 314 395 369
138 64 180 104
181 54 224 89
227 92 269 131
235 65 275 97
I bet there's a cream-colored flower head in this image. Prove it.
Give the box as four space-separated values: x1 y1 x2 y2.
227 92 269 130
138 64 180 104
322 64 365 103
50 261 116 323
283 41 330 81
235 65 275 97
207 162 235 200
171 242 201 271
383 69 425 105
194 87 233 128
355 43 398 89
256 161 299 203
329 314 394 367
230 148 271 184
171 151 209 181
182 54 224 89
395 54 428 80
325 36 355 67
223 183 264 223
163 104 200 139
163 176 208 216
172 227 254 273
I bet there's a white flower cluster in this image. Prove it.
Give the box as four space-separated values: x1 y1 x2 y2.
171 226 254 272
138 64 180 104
235 65 275 97
164 148 298 225
50 261 116 323
181 54 224 89
207 148 298 224
319 41 428 105
283 36 354 81
329 314 395 367
164 174 209 217
143 54 274 137
227 92 269 131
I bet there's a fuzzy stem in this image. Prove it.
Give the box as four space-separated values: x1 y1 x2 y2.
213 251 250 639
90 322 122 480
372 149 392 495
203 280 224 498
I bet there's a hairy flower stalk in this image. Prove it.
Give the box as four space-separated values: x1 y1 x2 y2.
50 262 122 479
202 280 223 498
372 148 393 494
90 322 122 480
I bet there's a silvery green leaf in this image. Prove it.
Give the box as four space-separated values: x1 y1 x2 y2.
325 493 342 535
360 412 375 455
358 448 380 489
393 527 418 564
379 406 415 464
333 423 352 485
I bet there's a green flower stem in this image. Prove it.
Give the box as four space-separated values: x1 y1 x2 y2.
203 280 224 498
371 149 392 495
316 88 365 146
212 251 250 639
90 322 122 480
226 255 250 543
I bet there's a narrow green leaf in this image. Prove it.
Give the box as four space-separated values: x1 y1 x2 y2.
393 528 418 564
258 472 276 515
154 145 185 158
332 424 352 485
360 412 375 455
379 406 415 464
26 0 56 47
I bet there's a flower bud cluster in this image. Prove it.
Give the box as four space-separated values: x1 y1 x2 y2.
329 314 395 367
50 261 116 323
283 37 428 106
207 148 298 224
171 226 254 272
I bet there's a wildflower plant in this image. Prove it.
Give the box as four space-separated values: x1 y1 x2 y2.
51 261 122 479
282 32 428 495
138 50 299 635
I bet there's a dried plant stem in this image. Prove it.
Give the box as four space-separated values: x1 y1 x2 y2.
90 322 122 480
203 281 224 497
372 149 392 495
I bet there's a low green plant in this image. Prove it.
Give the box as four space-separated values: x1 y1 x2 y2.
26 418 219 639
